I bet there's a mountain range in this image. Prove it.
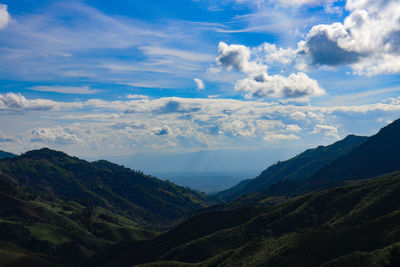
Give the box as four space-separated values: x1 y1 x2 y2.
1 118 400 266
89 171 400 266
0 149 217 266
216 134 368 201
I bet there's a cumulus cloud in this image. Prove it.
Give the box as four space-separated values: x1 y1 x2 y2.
259 43 297 65
300 0 400 75
224 0 400 78
194 78 205 90
286 124 302 132
30 127 82 145
216 42 267 75
0 93 56 111
235 72 324 98
311 124 339 139
216 42 324 99
290 111 307 120
0 3 10 30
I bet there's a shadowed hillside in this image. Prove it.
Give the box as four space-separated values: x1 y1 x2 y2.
217 134 367 200
0 149 218 266
0 150 16 159
0 148 217 228
87 172 400 267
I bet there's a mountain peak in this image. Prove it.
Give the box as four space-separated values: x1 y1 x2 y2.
19 147 73 161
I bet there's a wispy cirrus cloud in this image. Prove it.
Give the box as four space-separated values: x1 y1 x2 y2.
30 85 100 94
0 1 217 89
0 3 10 30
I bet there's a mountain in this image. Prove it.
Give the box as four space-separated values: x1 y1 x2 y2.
253 118 400 199
0 149 16 159
217 134 368 200
0 148 217 228
307 118 400 186
0 148 218 266
87 171 400 267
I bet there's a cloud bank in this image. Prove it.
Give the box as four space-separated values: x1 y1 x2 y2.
0 93 399 156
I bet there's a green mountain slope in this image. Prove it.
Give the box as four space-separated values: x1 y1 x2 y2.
0 168 160 266
217 134 367 200
88 172 400 267
0 148 217 228
307 118 400 186
0 150 16 159
0 148 218 266
251 118 400 200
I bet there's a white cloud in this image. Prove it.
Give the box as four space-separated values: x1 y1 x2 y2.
300 0 400 75
194 78 205 90
216 42 267 76
30 126 82 145
30 86 100 94
126 94 149 100
290 111 307 120
311 124 339 139
235 72 324 99
0 93 56 111
1 93 400 155
216 42 324 99
263 133 300 142
258 43 297 65
0 3 10 30
286 124 302 132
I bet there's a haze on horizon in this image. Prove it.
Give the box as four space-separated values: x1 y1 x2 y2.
0 0 400 174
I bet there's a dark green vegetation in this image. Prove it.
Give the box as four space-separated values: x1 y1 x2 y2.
88 172 400 266
0 149 217 266
217 134 368 201
0 149 16 159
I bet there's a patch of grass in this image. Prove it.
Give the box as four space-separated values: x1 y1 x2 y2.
28 223 70 245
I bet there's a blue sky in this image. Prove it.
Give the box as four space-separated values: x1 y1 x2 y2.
0 0 400 170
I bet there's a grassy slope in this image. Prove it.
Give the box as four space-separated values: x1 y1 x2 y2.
0 148 217 228
0 175 159 266
89 172 400 267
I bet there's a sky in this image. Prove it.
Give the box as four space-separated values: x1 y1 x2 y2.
0 0 400 172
